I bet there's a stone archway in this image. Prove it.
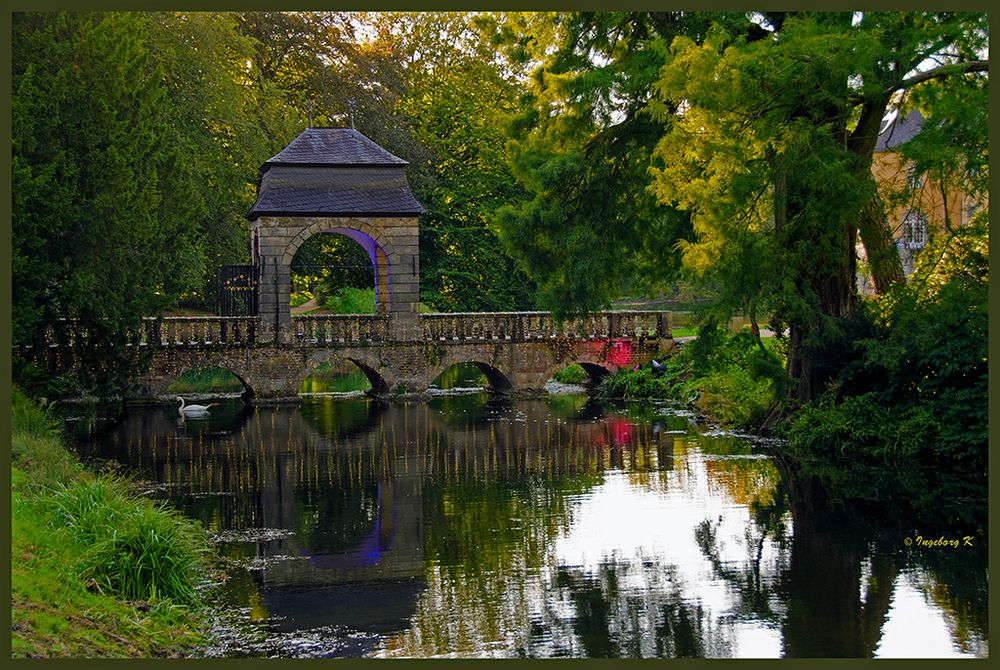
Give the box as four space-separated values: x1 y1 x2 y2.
247 127 425 343
282 219 399 316
253 216 419 342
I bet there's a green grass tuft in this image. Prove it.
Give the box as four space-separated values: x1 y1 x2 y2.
554 364 588 384
11 387 211 657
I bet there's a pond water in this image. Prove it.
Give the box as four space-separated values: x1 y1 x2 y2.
62 394 987 659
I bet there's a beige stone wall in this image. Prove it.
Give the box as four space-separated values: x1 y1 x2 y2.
871 152 967 240
252 216 420 343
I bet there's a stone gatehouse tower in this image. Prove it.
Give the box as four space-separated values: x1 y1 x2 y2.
247 127 425 342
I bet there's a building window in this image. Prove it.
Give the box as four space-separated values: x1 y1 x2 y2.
964 202 980 225
902 210 927 249
906 164 924 189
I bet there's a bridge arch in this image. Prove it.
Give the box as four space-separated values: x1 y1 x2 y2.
428 359 513 394
165 362 255 398
542 359 615 387
299 351 391 397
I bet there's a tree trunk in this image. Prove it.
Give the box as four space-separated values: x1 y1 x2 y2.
857 185 905 294
849 97 905 294
787 209 859 404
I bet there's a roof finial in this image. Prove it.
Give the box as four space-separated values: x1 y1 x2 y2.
348 101 355 130
307 99 314 128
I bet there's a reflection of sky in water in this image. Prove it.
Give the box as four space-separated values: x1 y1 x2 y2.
875 570 987 658
550 459 789 658
555 450 791 658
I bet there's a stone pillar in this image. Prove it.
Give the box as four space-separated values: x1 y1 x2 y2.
387 216 420 341
375 246 391 315
254 217 295 344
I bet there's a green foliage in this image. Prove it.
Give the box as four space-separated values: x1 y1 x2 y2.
496 11 986 402
289 291 313 308
11 388 83 488
167 367 244 394
780 219 987 522
323 287 377 314
554 364 588 384
600 366 679 401
387 13 536 312
11 389 208 656
291 233 374 303
600 329 784 430
493 13 756 316
12 12 271 395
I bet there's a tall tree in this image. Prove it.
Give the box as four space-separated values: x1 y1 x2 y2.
647 12 986 402
386 12 536 311
493 12 763 314
12 12 267 394
496 11 987 404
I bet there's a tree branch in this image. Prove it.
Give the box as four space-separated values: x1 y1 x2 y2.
893 59 987 93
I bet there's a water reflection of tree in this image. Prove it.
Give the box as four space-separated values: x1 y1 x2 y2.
545 565 721 658
381 472 597 657
906 543 988 655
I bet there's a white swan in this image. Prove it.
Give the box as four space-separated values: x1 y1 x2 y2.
177 396 216 416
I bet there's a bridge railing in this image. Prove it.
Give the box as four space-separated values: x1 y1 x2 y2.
141 317 258 347
292 314 390 345
419 311 671 342
19 311 670 352
22 317 260 350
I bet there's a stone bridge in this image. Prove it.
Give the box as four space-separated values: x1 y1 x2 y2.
18 128 672 404
146 310 670 402
27 310 672 403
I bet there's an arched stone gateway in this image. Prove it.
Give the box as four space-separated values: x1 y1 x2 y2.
248 127 424 343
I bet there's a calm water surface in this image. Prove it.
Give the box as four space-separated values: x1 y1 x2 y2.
64 392 987 658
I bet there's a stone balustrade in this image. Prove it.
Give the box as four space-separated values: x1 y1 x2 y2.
21 311 671 351
142 317 258 347
24 317 258 350
419 311 671 342
292 314 391 345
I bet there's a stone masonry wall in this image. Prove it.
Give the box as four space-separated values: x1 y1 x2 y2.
134 336 672 404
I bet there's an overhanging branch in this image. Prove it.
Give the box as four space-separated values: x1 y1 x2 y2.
893 59 988 93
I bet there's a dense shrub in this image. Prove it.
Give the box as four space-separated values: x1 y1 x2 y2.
554 364 588 384
781 218 987 522
600 325 784 430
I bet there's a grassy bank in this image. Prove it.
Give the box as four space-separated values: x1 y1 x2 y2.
11 389 211 657
167 367 245 394
600 327 784 431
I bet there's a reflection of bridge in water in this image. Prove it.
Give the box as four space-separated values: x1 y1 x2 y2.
81 398 677 589
73 398 986 658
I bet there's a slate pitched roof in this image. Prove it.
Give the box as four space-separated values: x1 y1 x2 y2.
875 109 924 153
265 127 408 166
248 128 424 220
